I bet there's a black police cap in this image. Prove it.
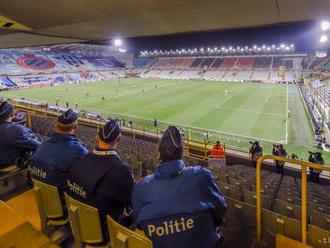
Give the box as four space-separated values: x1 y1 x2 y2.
99 119 120 143
58 109 78 125
159 126 183 155
0 101 14 119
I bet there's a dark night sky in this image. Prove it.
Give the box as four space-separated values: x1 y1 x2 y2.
90 21 328 54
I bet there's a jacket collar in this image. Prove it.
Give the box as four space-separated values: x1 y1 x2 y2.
92 148 119 157
50 132 77 142
155 159 185 178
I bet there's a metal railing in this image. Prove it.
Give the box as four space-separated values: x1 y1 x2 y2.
256 155 330 245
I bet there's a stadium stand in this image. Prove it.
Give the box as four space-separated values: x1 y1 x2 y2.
253 57 272 70
210 58 224 68
220 57 237 69
236 57 254 70
190 57 204 68
1 100 330 248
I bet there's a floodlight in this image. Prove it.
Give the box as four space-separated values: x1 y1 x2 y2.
114 38 122 47
118 48 126 53
320 35 328 43
221 47 225 50
253 45 257 50
321 21 330 31
280 44 285 48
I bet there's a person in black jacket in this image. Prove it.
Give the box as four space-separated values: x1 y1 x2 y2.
66 119 135 225
0 102 41 169
249 141 263 167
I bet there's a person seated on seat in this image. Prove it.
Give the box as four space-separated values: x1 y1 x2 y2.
132 126 227 248
0 101 41 170
211 141 225 158
30 109 88 191
66 119 135 225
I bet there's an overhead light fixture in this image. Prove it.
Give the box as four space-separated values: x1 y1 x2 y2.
320 35 328 43
321 21 330 31
114 38 122 47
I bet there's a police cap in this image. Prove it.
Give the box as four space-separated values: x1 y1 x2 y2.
0 101 14 119
58 109 78 125
98 119 120 143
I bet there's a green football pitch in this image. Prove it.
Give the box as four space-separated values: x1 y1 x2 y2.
1 78 328 162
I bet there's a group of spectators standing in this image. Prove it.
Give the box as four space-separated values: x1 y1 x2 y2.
0 101 227 248
249 141 325 182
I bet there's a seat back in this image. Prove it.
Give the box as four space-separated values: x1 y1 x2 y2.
32 179 67 230
107 215 153 248
64 193 105 247
263 209 301 241
308 224 330 248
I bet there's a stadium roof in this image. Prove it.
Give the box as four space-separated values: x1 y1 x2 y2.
0 0 329 48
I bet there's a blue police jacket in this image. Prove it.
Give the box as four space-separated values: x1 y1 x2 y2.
132 159 227 248
0 121 41 167
30 133 88 190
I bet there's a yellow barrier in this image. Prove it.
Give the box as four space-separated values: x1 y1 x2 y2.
256 155 330 245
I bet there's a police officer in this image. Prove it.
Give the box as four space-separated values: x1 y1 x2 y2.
132 126 227 248
66 120 135 225
0 102 41 170
30 109 88 191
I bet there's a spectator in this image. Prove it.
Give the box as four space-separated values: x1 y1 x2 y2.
66 120 135 225
249 141 263 167
309 152 324 183
30 109 88 191
272 144 287 175
132 126 226 248
0 102 41 170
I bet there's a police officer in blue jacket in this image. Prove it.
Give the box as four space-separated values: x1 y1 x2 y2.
0 102 41 170
30 109 88 191
132 126 227 248
66 120 135 225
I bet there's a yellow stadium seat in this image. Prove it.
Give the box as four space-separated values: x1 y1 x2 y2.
0 200 60 248
32 179 68 233
0 165 19 174
308 224 330 248
64 193 109 248
107 215 153 248
0 167 28 198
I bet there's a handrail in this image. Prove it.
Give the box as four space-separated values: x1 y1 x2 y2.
256 155 330 245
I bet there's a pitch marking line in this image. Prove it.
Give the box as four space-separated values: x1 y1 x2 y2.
286 83 289 144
